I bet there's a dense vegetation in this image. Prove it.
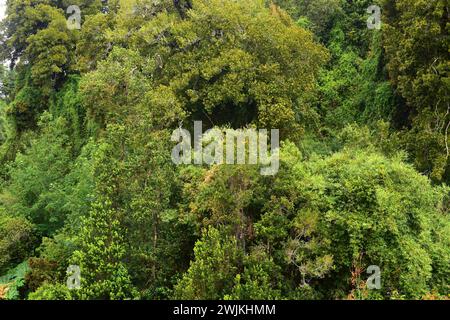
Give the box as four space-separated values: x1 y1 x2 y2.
0 0 448 300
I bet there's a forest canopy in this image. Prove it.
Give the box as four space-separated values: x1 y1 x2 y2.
0 0 448 300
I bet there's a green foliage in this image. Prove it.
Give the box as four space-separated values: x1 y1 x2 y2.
0 65 16 103
2 113 74 234
174 226 242 299
265 142 449 298
0 212 37 274
0 0 448 301
27 282 72 300
296 0 343 40
25 257 59 292
71 197 138 299
49 76 86 150
0 261 31 299
70 138 138 299
383 0 450 182
226 250 283 300
121 0 327 136
8 74 47 130
0 100 9 146
174 135 448 299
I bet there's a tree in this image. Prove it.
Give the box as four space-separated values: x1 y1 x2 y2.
0 0 448 301
71 197 137 299
256 140 449 298
383 0 450 182
0 211 37 274
27 282 72 300
226 248 283 300
3 113 74 235
174 226 242 299
87 0 329 137
69 131 137 299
